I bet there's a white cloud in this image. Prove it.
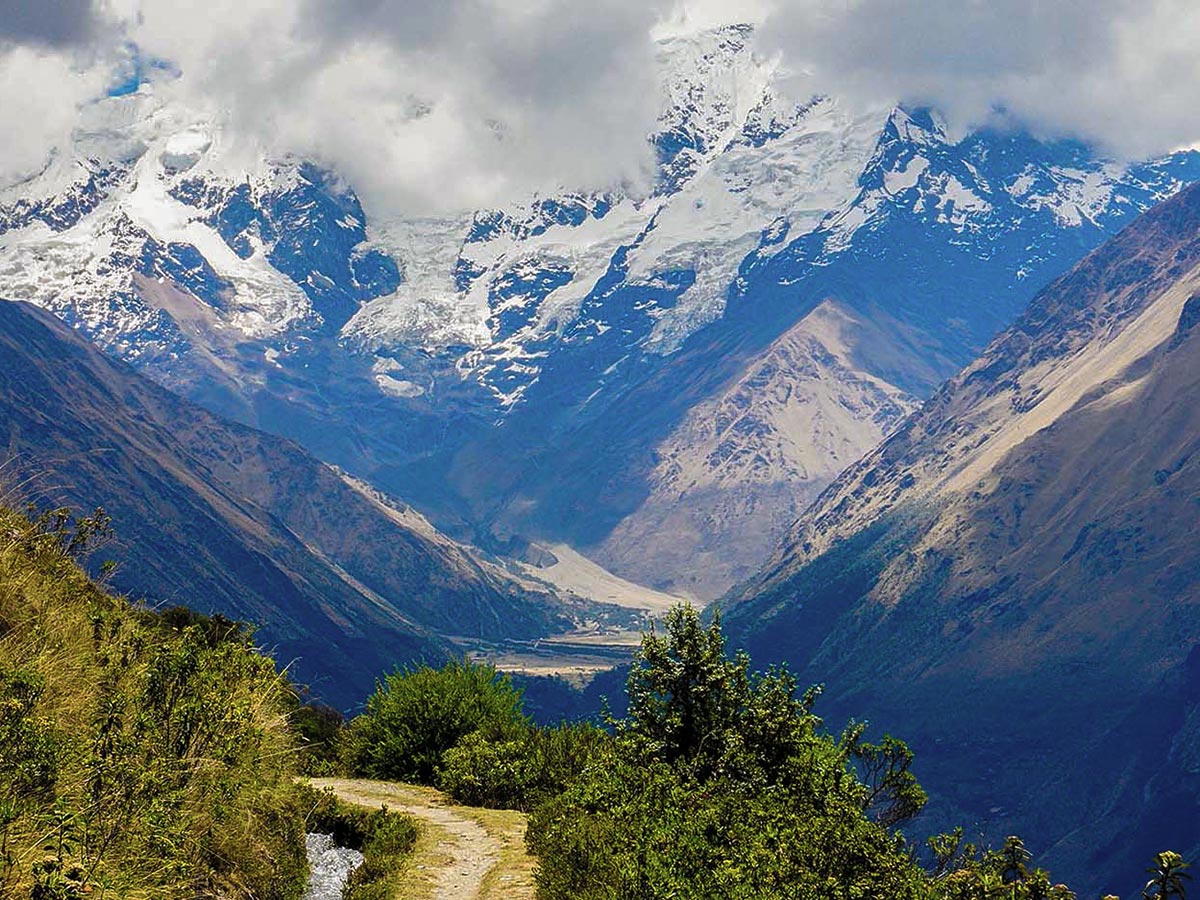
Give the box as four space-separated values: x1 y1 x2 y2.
0 45 107 186
756 0 1200 157
4 0 1200 209
653 0 772 37
123 0 669 215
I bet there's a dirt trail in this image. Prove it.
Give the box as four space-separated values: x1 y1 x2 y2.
309 778 535 900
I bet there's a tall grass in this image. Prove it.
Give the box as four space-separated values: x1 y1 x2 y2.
0 504 308 899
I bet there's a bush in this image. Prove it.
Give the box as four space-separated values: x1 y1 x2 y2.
438 721 611 811
347 811 421 898
436 731 531 808
0 505 310 900
345 659 528 783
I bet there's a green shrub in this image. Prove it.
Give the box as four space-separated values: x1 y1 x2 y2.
524 605 929 900
345 659 528 783
347 810 421 896
923 832 1080 900
436 731 531 808
438 721 611 811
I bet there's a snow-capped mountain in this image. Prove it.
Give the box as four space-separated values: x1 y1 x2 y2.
2 24 1198 599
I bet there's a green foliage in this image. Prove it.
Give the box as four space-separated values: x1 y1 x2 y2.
438 721 611 811
0 667 58 808
527 752 930 899
621 606 821 784
922 832 1080 900
525 604 929 900
344 810 421 900
1144 850 1191 900
843 727 929 829
346 658 528 783
0 505 308 899
288 696 346 776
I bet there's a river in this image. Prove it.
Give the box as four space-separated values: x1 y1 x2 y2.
302 832 364 900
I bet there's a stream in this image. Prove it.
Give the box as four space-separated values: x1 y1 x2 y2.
302 833 364 900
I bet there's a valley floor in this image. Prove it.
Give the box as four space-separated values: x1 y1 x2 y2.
309 778 537 900
519 542 694 611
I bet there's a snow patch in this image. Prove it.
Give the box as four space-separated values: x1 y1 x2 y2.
883 155 928 195
160 130 211 174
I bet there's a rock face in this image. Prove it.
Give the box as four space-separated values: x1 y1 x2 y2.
0 300 576 706
2 25 1200 597
594 300 918 598
721 182 1200 895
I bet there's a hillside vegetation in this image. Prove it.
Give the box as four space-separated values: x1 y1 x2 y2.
720 174 1200 894
338 606 1193 899
1 498 1190 900
0 504 308 899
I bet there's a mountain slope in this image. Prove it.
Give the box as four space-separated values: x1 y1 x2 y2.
721 183 1200 894
594 300 918 596
3 27 1199 599
0 300 575 705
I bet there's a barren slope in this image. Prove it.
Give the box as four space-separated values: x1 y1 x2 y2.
0 300 576 704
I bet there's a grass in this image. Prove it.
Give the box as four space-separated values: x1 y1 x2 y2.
0 504 308 899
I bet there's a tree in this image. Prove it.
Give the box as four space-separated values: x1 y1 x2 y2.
844 727 929 829
621 604 820 784
1144 851 1192 900
999 835 1033 884
527 604 931 900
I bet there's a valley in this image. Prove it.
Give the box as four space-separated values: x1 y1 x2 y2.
3 11 1200 896
4 25 1197 605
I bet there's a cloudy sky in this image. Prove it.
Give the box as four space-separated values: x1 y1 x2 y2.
2 0 1199 212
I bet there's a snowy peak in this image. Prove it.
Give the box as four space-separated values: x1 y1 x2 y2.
652 23 775 194
0 90 409 380
824 105 1198 258
170 162 400 330
8 26 1194 418
4 23 1200 610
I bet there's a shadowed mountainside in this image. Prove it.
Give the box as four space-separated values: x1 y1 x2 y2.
0 300 575 705
721 182 1200 895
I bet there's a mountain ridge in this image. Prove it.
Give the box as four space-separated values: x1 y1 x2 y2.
719 180 1200 895
4 25 1200 600
0 299 584 705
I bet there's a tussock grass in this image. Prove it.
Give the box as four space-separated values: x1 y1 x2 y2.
0 504 308 899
